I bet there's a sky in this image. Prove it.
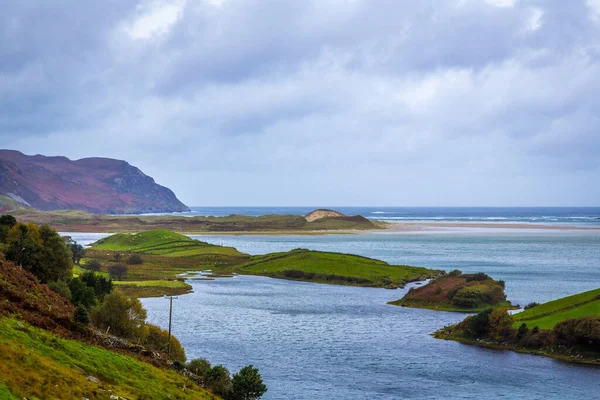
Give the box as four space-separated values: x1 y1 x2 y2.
1 0 599 207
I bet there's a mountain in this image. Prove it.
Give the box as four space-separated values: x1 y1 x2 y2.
0 150 189 214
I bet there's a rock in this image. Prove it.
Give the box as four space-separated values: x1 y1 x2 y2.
86 376 100 384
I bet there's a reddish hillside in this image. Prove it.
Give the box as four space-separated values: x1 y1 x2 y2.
0 150 189 214
0 254 74 335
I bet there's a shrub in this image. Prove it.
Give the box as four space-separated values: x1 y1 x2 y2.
451 287 484 308
462 308 493 337
74 306 90 324
48 280 72 300
85 259 102 272
448 269 462 277
517 323 529 340
143 323 186 362
464 272 490 282
90 291 147 340
206 365 232 398
282 270 305 279
127 254 144 265
188 358 212 380
230 365 267 400
524 302 540 310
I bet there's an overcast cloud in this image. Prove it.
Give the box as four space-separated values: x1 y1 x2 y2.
1 0 599 206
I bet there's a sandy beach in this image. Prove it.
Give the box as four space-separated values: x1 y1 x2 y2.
381 220 600 233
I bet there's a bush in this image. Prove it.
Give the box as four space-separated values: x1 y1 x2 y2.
187 358 212 380
90 291 147 340
282 269 305 279
462 308 493 337
230 365 267 400
74 306 90 324
85 259 102 272
127 254 144 265
524 302 540 310
488 308 514 341
69 277 97 309
143 324 186 362
464 272 490 282
206 365 232 398
451 287 484 308
517 323 529 340
48 280 72 300
448 269 462 277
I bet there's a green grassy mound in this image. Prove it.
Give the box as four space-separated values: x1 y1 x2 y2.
0 195 29 213
235 249 440 288
513 288 600 330
389 272 514 312
0 318 215 400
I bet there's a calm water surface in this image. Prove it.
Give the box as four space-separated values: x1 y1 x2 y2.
66 231 600 399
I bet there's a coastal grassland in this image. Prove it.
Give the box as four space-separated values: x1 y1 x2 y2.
513 288 600 329
13 208 379 233
86 230 249 297
113 279 193 298
388 272 515 312
0 318 216 400
234 249 440 288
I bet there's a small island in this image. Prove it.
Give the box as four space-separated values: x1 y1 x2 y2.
435 288 600 365
388 270 515 312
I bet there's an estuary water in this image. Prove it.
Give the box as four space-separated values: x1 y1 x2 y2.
65 222 600 399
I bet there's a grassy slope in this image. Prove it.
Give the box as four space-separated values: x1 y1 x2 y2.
235 249 440 288
0 195 28 212
0 318 217 400
88 230 248 297
388 274 514 312
513 288 600 329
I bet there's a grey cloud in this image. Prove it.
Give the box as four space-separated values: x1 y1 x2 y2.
2 0 600 205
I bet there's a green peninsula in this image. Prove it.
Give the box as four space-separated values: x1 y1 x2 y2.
435 288 600 365
85 230 441 296
234 249 441 288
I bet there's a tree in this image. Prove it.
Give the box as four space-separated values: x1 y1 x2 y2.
488 308 514 341
0 214 17 242
69 277 97 309
90 291 147 340
127 254 143 265
5 223 72 283
108 264 128 281
85 259 102 272
80 270 113 301
205 365 232 398
231 365 267 400
462 308 493 338
67 241 86 265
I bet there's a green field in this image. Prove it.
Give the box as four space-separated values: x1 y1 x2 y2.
113 279 193 298
236 249 440 288
513 288 600 329
0 317 215 400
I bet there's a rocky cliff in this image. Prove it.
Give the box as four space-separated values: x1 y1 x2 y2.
0 150 189 214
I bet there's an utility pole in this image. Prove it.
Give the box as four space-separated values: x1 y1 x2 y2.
165 295 178 359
